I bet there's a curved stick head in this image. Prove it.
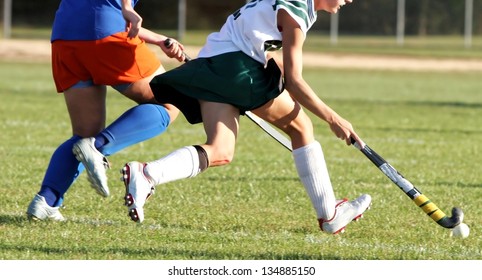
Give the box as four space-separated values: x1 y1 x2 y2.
438 207 464 228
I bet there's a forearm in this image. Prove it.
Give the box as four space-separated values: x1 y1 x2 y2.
280 30 338 125
121 0 142 38
137 28 186 62
138 27 168 46
121 0 132 9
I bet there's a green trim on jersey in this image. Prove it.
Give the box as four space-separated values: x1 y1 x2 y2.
274 0 316 30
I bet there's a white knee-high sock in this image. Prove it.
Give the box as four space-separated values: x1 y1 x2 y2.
144 146 201 186
293 141 336 220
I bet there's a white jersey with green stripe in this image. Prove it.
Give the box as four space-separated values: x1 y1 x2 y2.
198 0 317 64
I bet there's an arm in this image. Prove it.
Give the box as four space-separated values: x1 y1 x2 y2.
277 9 363 147
120 1 185 62
137 28 186 62
121 0 142 38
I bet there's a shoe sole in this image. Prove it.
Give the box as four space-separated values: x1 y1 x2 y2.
334 213 365 234
73 144 109 197
27 215 65 222
27 213 41 221
121 164 151 223
26 195 66 222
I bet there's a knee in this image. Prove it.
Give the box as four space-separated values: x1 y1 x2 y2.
206 146 235 167
71 116 104 137
211 152 234 166
162 104 180 124
282 112 314 148
72 126 104 138
285 111 313 137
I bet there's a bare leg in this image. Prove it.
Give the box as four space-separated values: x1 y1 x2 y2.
252 91 336 221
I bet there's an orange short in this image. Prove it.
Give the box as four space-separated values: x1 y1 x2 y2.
51 32 161 92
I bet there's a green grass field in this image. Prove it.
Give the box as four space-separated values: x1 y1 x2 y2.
1 38 481 262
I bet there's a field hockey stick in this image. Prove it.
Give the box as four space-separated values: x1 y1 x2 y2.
244 111 292 151
164 39 291 150
164 38 192 61
350 138 463 229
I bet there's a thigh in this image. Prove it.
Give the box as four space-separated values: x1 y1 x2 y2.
120 65 165 104
63 85 107 137
251 90 314 149
121 65 180 123
200 101 240 166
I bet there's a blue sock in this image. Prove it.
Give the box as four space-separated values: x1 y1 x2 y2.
39 135 85 207
37 105 170 207
96 104 171 156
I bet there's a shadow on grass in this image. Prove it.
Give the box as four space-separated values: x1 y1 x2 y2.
434 181 482 189
0 214 346 260
0 214 28 225
341 98 482 109
408 100 482 109
203 176 299 183
0 243 348 260
0 213 125 227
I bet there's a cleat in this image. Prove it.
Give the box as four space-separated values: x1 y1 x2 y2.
73 137 110 197
319 194 371 234
121 162 154 223
26 194 65 221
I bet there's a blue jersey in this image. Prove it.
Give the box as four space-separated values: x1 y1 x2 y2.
51 0 139 41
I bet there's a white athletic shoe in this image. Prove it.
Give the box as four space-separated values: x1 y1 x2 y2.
26 194 65 221
319 194 372 234
73 137 110 197
121 162 155 223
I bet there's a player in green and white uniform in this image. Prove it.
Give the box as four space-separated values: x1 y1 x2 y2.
126 0 372 234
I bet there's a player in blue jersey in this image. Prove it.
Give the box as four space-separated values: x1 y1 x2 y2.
121 0 372 234
26 0 186 221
